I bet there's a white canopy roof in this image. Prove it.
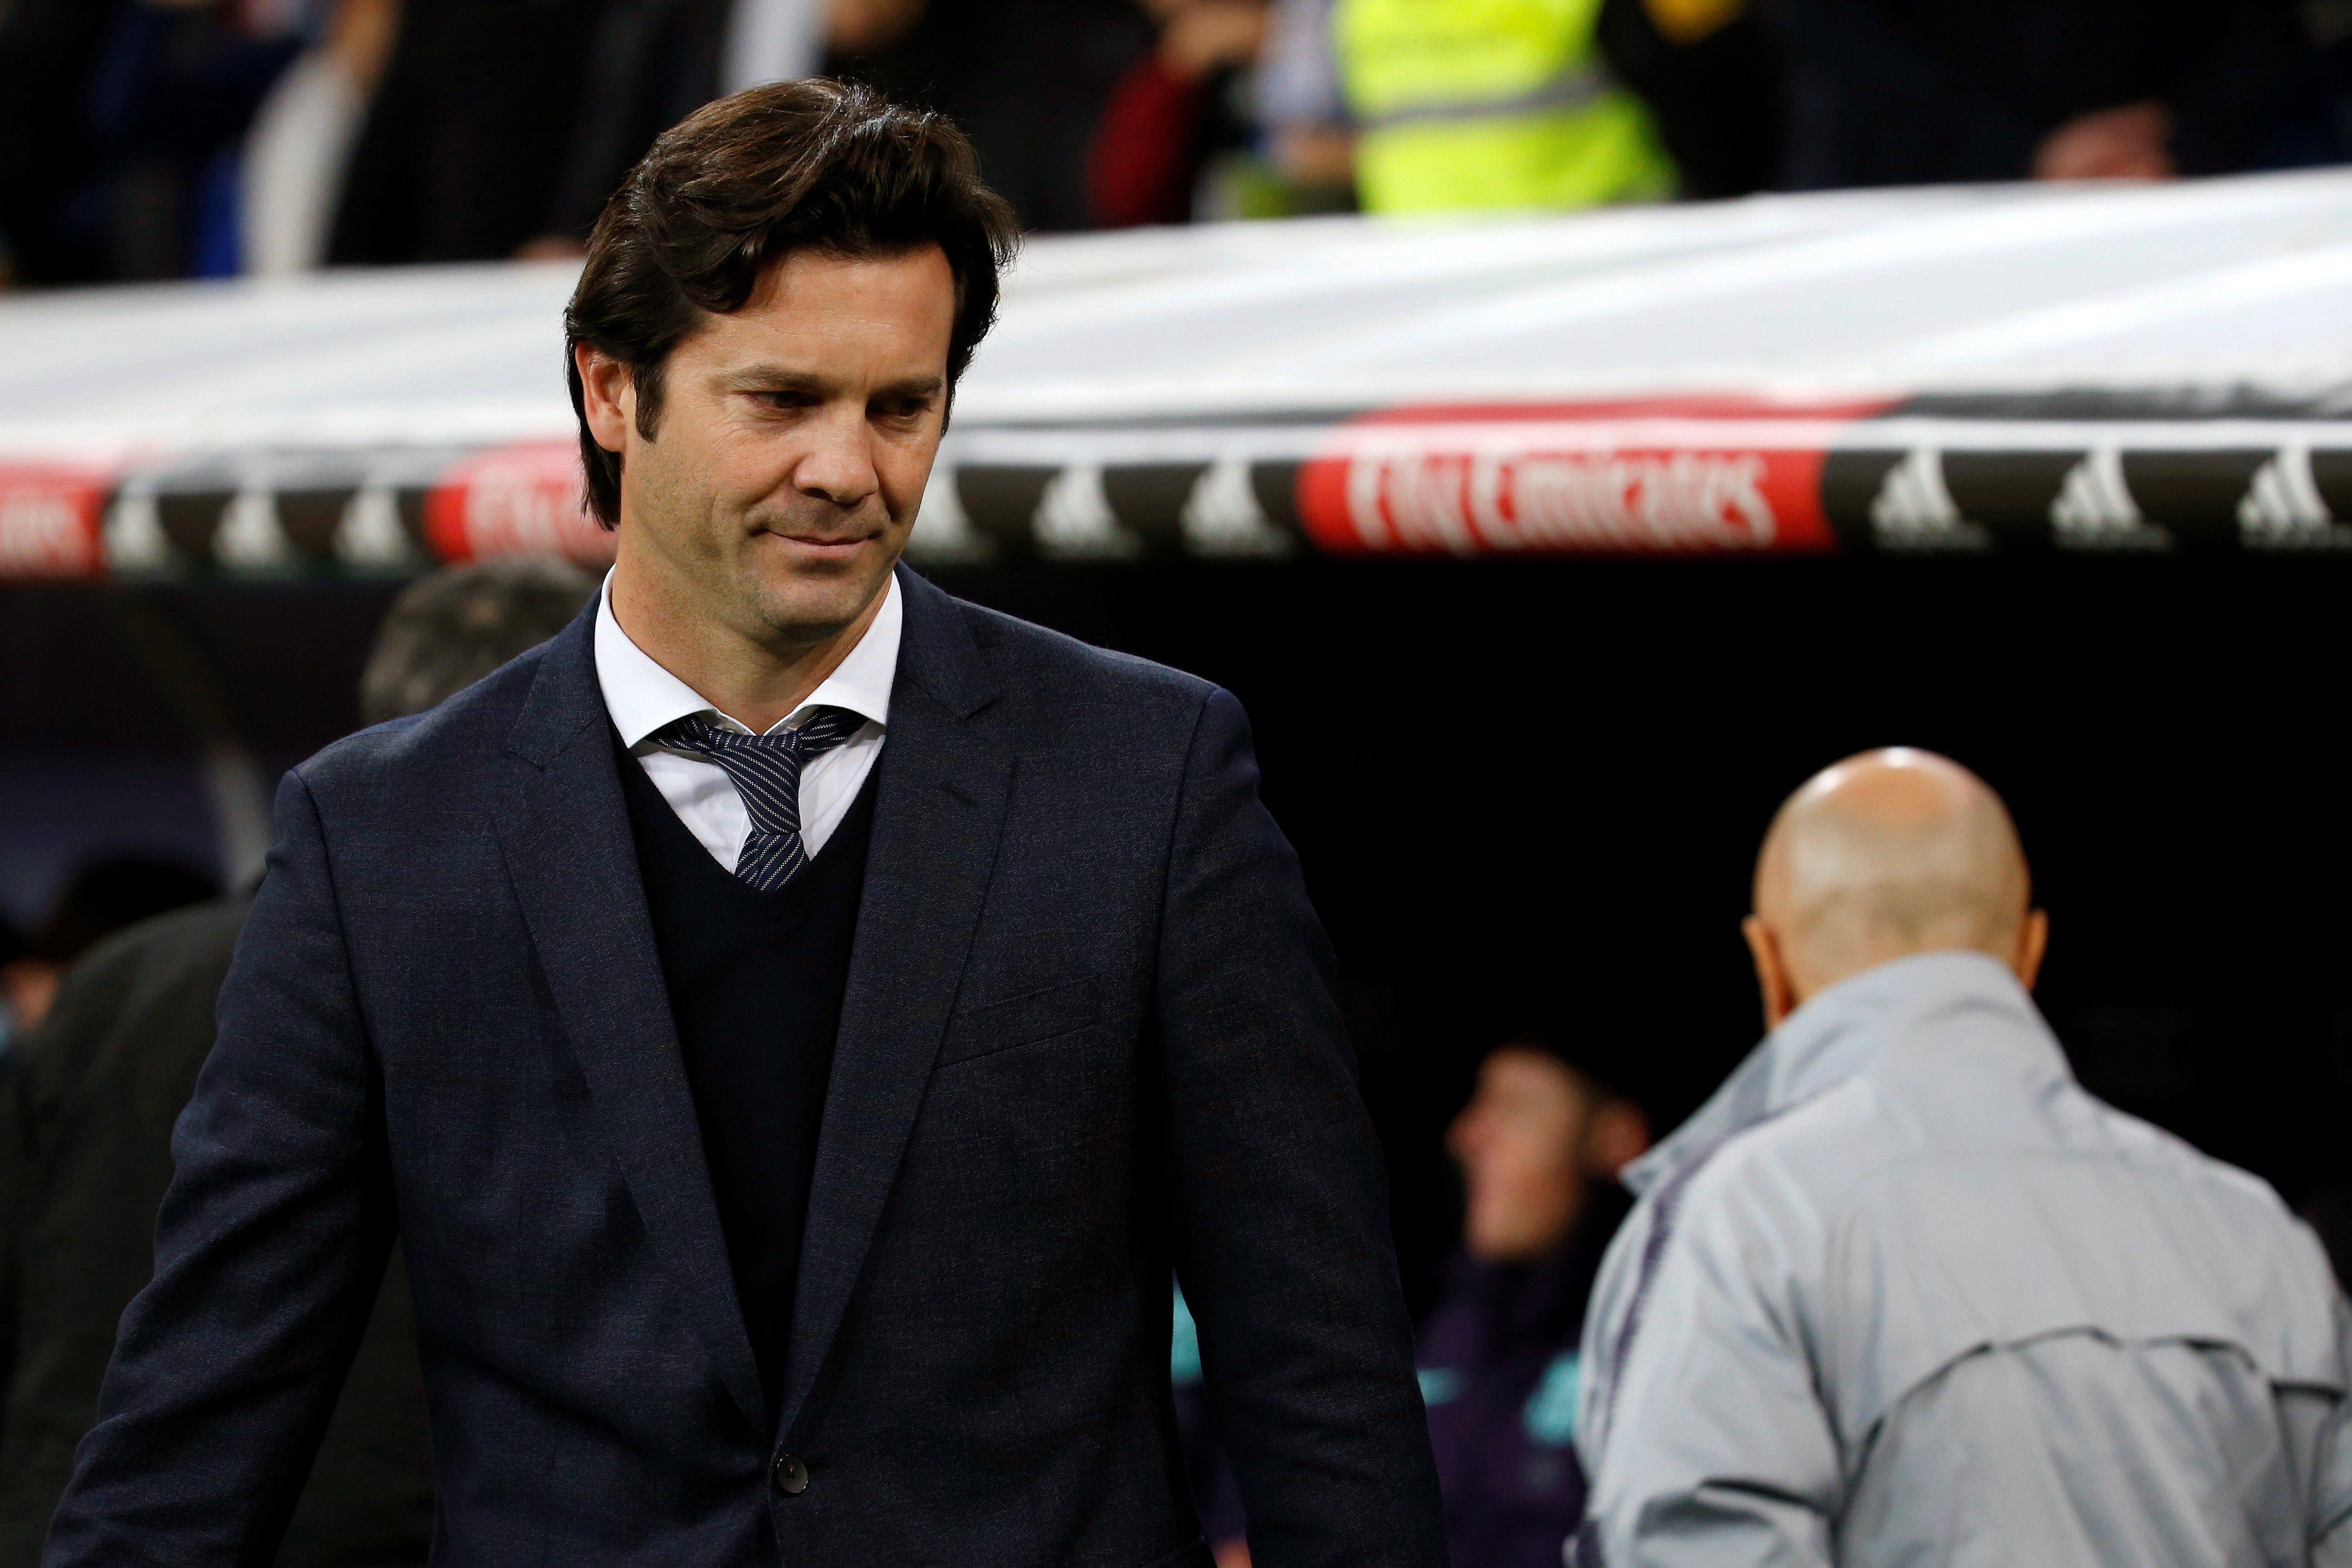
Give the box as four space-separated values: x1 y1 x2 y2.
1 170 2348 573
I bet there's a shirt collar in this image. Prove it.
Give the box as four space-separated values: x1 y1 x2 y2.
593 566 901 746
1621 949 2052 1197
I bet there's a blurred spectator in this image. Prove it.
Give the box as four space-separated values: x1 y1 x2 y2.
238 0 400 272
1415 1039 1648 1568
831 0 1155 230
1185 1037 1651 1568
1769 0 2346 188
0 858 217 1042
0 558 593 1568
1328 0 1676 213
358 556 604 724
1575 750 2352 1566
336 0 932 264
1596 0 1783 196
1255 0 1357 203
521 0 746 257
1090 0 1270 226
526 0 919 255
1259 0 1779 207
0 0 304 284
326 0 609 263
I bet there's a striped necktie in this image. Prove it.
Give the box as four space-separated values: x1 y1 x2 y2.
655 708 866 892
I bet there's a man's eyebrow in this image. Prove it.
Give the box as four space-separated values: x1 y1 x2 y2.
720 364 833 392
715 368 944 401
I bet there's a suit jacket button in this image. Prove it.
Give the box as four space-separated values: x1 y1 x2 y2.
772 1453 810 1496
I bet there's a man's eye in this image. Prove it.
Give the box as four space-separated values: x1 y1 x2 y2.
759 391 815 409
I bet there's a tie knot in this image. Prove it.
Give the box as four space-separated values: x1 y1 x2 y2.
657 708 865 838
664 706 863 759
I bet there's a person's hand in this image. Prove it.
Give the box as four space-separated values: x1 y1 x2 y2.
1212 1540 1253 1568
2031 101 2176 181
1271 125 1355 188
1158 0 1267 82
326 0 402 92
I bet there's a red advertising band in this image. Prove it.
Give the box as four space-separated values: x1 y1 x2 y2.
4 391 2349 579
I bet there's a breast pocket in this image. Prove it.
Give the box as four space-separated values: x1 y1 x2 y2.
936 976 1100 1068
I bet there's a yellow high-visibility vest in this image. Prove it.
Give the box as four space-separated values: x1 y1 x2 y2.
1333 0 1675 214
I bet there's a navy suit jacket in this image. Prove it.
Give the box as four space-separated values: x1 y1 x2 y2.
44 568 1446 1568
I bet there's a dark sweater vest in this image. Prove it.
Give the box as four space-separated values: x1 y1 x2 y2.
614 730 880 1421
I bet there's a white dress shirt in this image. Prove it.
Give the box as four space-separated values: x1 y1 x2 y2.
593 569 899 870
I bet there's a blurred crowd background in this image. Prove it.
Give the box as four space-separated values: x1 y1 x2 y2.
1 0 2349 286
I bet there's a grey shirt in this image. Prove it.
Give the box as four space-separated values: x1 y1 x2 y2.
1574 950 2352 1568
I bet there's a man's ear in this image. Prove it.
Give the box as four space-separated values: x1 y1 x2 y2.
1743 915 1799 1032
2012 908 2049 991
576 344 636 456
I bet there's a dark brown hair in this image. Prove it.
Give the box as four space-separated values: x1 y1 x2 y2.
563 79 1020 528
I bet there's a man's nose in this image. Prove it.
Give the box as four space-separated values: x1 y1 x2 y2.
793 405 881 507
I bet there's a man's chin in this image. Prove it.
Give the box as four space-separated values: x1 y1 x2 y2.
739 544 896 645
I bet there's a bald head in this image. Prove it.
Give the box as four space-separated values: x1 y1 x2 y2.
1747 749 2041 1017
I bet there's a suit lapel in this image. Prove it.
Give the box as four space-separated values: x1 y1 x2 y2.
490 607 767 1434
779 568 1009 1441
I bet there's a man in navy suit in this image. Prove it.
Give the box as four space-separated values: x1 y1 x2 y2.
44 77 1445 1568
